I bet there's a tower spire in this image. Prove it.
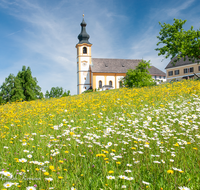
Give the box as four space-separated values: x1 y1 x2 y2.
77 15 90 44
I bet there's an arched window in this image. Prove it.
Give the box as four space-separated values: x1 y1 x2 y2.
109 81 112 86
99 80 102 88
83 47 87 54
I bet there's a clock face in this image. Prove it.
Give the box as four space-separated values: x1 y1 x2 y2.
82 62 87 66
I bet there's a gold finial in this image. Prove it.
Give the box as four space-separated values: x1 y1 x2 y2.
83 13 84 18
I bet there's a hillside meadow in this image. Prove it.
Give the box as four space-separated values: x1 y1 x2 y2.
0 80 200 190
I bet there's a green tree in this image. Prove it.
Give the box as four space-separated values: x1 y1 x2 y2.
17 66 42 101
10 77 25 102
62 90 70 97
0 74 16 103
155 18 200 64
45 90 50 99
123 60 156 88
45 87 65 98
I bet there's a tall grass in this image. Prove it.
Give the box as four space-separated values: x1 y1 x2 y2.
0 80 199 190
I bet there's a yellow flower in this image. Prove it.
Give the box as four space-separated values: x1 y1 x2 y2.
116 162 121 165
35 168 40 171
108 170 114 174
174 143 179 147
44 172 49 176
49 166 54 170
193 147 197 150
167 170 174 174
58 176 63 179
65 151 69 153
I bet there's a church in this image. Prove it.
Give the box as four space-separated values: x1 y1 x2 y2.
76 15 166 95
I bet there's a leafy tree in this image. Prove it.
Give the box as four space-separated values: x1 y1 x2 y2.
62 90 70 97
10 77 25 102
45 90 50 99
123 60 156 88
17 66 42 101
0 74 16 103
155 18 200 64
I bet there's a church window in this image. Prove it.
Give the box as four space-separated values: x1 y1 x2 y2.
84 77 86 80
83 47 87 54
99 80 102 88
85 87 86 89
109 81 112 86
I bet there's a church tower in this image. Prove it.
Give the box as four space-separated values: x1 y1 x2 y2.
76 15 92 95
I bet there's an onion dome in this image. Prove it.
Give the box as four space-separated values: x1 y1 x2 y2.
77 14 91 44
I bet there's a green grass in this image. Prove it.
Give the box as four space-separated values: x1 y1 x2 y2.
0 80 200 190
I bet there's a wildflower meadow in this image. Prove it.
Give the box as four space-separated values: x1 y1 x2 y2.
0 80 200 190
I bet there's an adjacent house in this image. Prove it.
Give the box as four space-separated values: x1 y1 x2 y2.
165 56 200 82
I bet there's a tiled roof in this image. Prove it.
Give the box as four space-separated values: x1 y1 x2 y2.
91 58 166 76
165 56 200 69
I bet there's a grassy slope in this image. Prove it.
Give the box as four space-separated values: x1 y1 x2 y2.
0 80 200 190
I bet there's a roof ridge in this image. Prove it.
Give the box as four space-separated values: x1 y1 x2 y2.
92 58 143 60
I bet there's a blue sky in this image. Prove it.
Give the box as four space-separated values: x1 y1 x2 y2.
0 0 199 95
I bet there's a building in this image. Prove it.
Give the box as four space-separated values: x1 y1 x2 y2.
165 56 200 82
76 16 166 94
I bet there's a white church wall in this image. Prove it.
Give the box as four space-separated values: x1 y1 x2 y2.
85 72 90 84
80 57 90 71
116 76 124 88
106 76 115 88
96 76 104 89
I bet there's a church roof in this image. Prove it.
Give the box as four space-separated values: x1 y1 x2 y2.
91 58 166 76
165 56 200 69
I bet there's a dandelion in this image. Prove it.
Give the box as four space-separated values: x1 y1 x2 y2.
44 172 49 176
167 170 174 174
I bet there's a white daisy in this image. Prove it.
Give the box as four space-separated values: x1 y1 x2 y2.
178 187 190 190
3 182 13 188
106 176 115 179
142 181 150 185
45 177 53 181
27 154 32 158
19 158 27 163
26 186 36 190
